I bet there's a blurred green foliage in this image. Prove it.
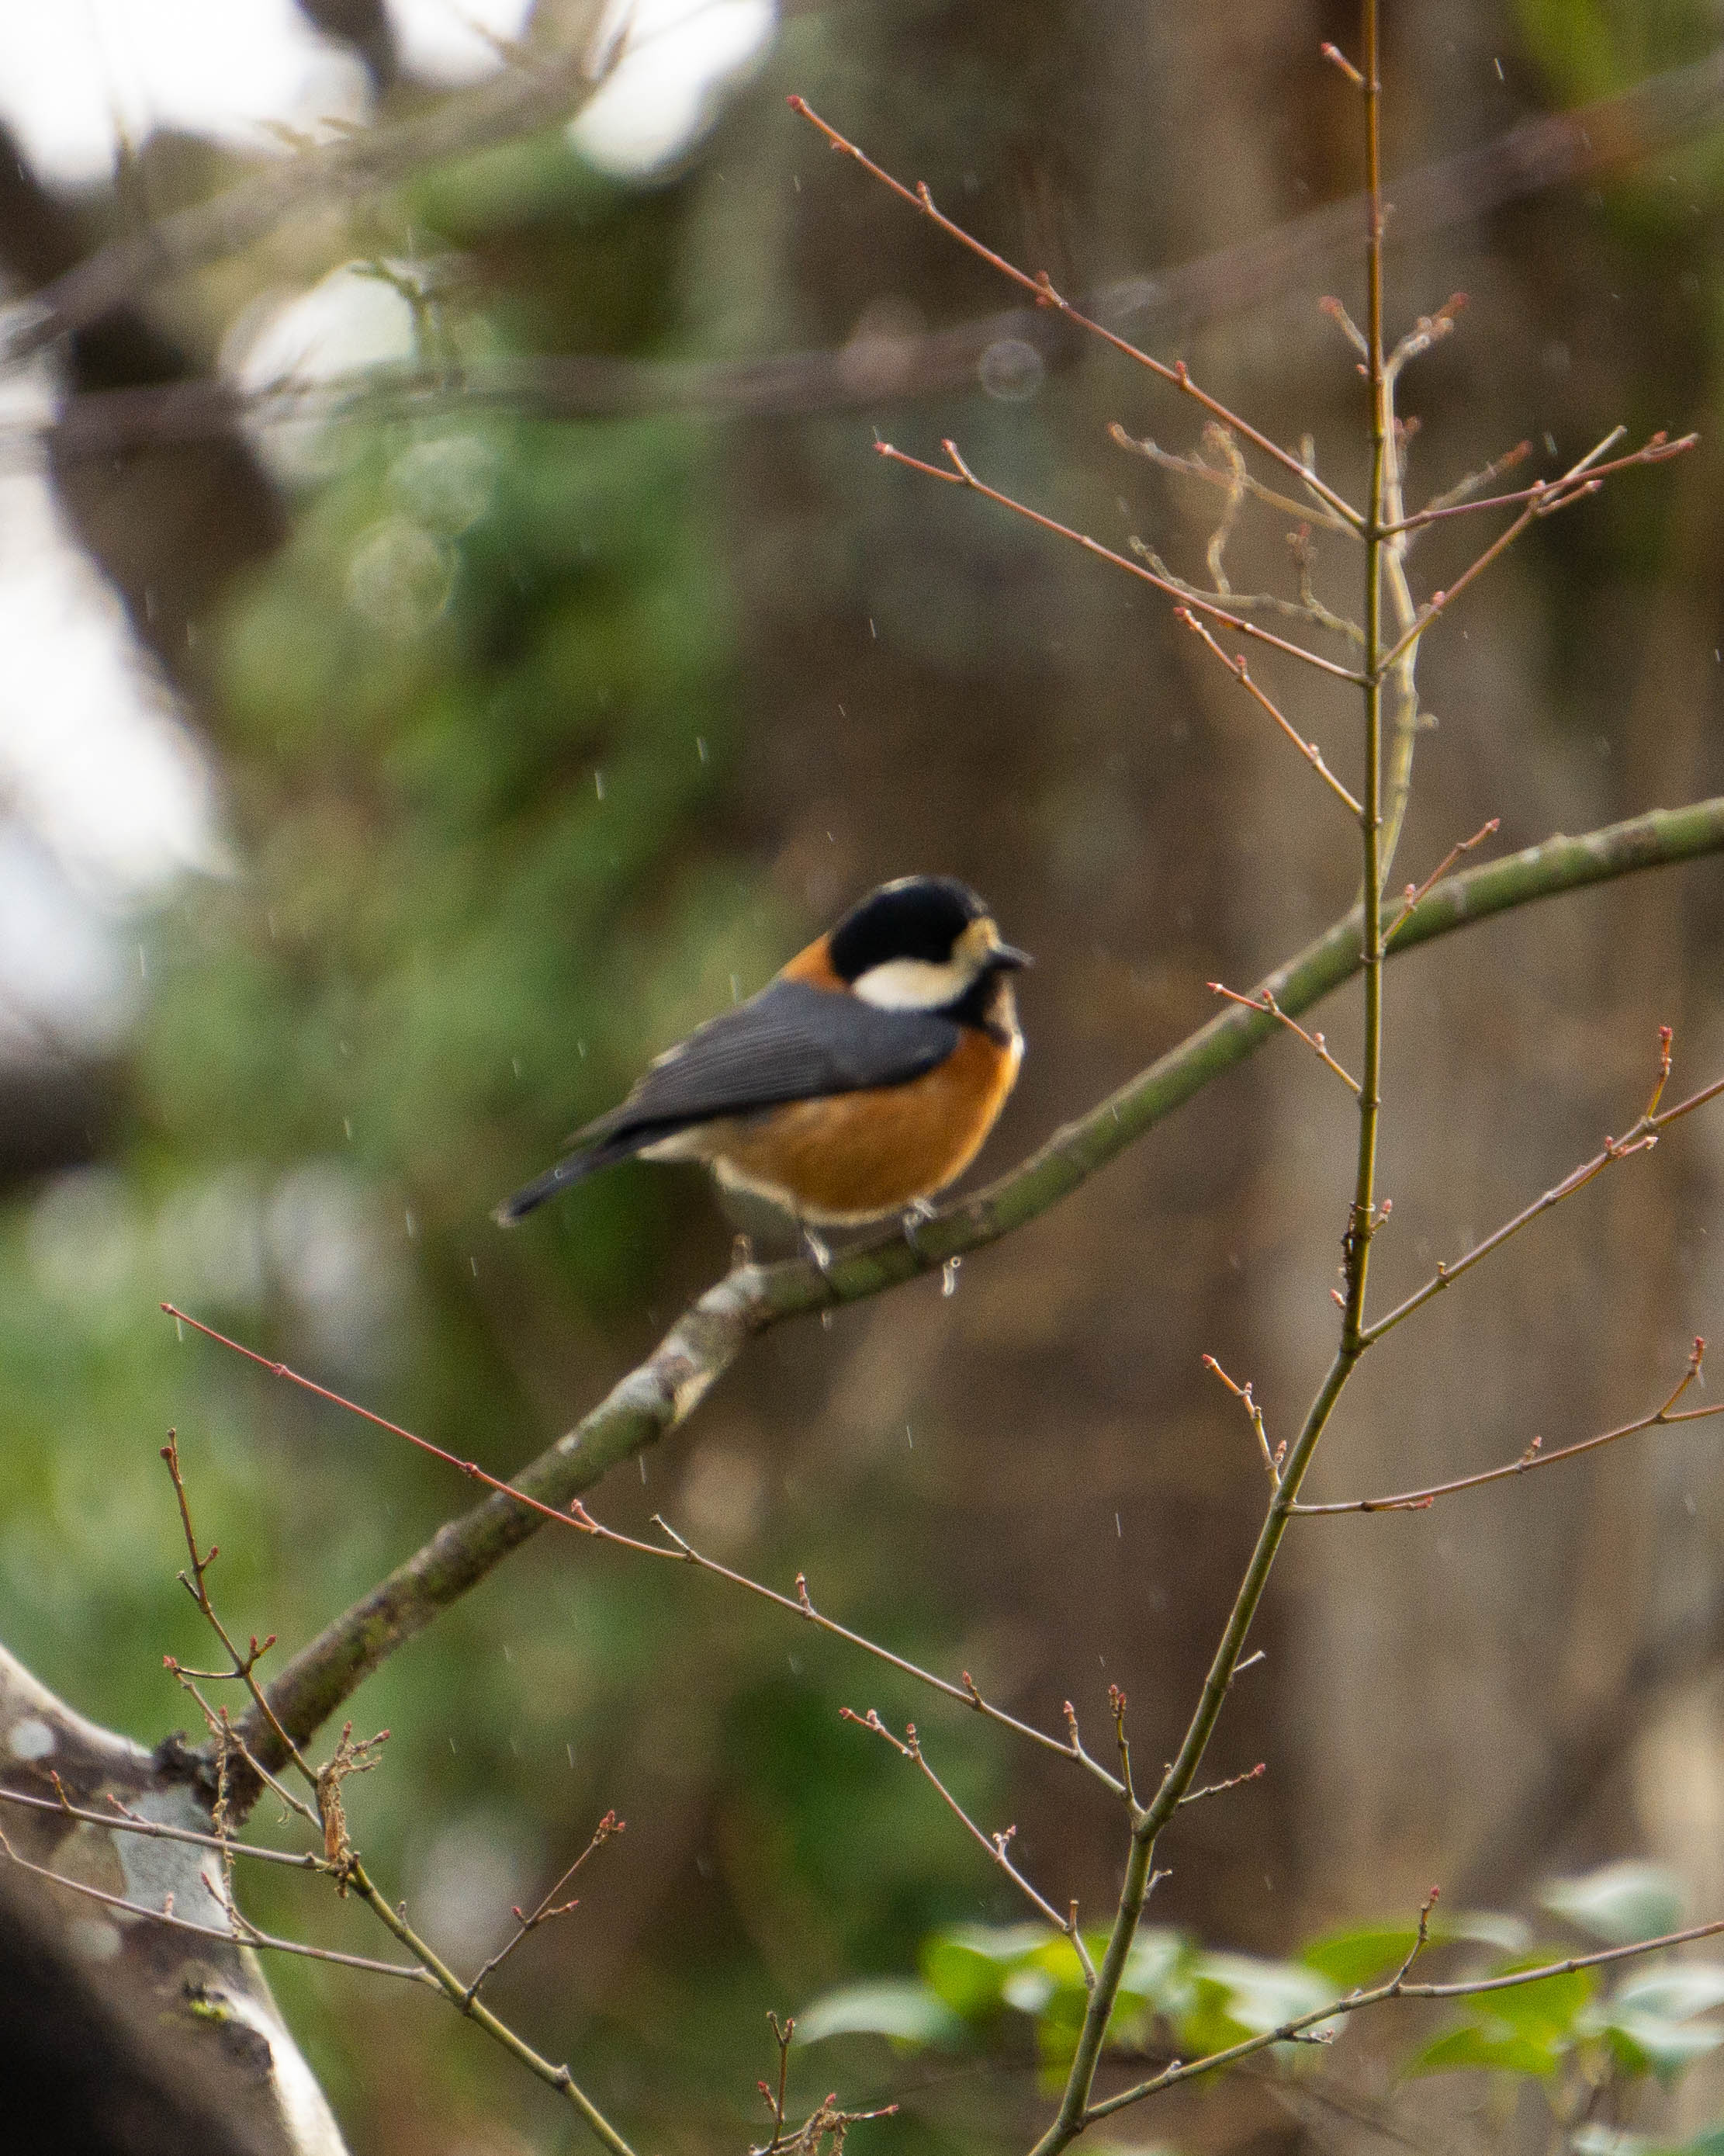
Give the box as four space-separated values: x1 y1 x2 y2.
802 1864 1724 2141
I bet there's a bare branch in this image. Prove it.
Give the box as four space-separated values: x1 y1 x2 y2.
790 96 1366 530
1206 983 1360 1095
878 438 1364 684
1 15 617 366
0 1784 327 1873
1175 608 1364 813
0 1823 434 1984
1108 421 1353 534
1086 1908 1724 2124
1365 1031 1724 1343
1376 432 1697 671
571 1505 1127 1797
841 1710 1091 1971
462 1811 622 2004
1294 1340 1722 1514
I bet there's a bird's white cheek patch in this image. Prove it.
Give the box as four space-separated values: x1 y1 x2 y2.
852 957 971 1010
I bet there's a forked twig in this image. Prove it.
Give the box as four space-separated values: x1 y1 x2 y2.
1295 1340 1721 1514
1207 983 1360 1095
570 1503 1127 1797
1385 432 1697 536
1376 430 1696 671
841 1709 1096 1982
463 1811 623 2003
1108 421 1353 535
877 438 1363 684
1132 539 1362 646
1366 1029 1723 1343
1087 1902 1724 2125
157 1434 639 2156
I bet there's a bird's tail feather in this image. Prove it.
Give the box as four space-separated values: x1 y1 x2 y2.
493 1129 646 1225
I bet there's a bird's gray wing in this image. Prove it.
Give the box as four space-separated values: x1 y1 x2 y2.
495 981 958 1222
591 978 958 1135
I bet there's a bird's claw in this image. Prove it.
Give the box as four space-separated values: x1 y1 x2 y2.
901 1197 938 1257
800 1224 836 1282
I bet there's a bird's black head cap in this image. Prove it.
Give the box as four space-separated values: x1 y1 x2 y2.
828 876 989 983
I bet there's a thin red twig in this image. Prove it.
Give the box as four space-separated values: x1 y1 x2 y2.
162 1305 575 1527
1383 433 1698 536
0 1783 326 1870
790 96 1365 532
1294 1340 1721 1514
878 439 1362 685
462 1811 622 2004
1365 1042 1724 1343
1175 607 1364 813
1200 1355 1282 1485
842 1708 1094 1979
1384 817 1500 945
573 1504 1127 1798
1376 432 1694 674
1207 983 1360 1095
163 1304 1130 1795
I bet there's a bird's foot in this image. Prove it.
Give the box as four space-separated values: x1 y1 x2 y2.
799 1223 836 1284
900 1197 939 1257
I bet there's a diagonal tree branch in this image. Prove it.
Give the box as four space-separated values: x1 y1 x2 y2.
0 9 608 369
230 794 1724 1780
12 43 1724 453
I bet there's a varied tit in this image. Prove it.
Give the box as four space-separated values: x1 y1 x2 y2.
494 875 1030 1233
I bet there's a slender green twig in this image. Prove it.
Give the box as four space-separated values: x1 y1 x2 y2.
1030 17 1393 2145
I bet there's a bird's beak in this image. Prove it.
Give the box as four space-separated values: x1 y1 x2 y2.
990 941 1033 971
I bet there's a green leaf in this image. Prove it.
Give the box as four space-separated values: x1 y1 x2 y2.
1407 1960 1594 2081
1407 2024 1560 2078
1482 1962 1594 2041
794 1980 968 2050
1120 1928 1193 2014
1542 1863 1685 1944
1303 1911 1531 1989
1177 1953 1341 2058
1300 1926 1419 1989
920 1923 1046 2019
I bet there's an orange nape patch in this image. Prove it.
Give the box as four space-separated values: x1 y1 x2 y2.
708 1025 1023 1222
777 935 846 990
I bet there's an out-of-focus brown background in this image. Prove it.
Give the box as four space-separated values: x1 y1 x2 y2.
4 0 1724 2147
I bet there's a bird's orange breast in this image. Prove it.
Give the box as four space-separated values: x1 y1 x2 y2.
711 1021 1022 1223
